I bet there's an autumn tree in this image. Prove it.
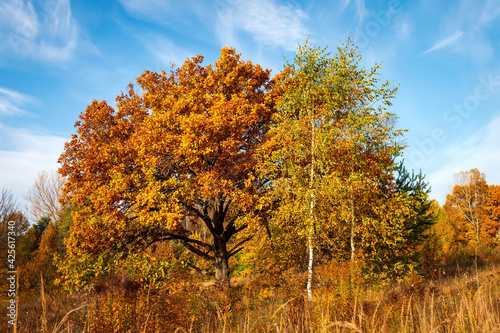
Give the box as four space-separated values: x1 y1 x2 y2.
19 222 59 292
484 184 500 241
58 47 283 288
16 207 76 292
0 188 30 296
25 170 65 222
444 168 489 283
0 189 30 254
0 188 16 222
429 201 457 256
418 200 454 270
258 40 405 299
444 169 488 247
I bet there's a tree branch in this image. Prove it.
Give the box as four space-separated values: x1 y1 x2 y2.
183 203 216 235
186 262 212 276
121 227 216 262
223 198 232 217
227 246 245 258
180 240 214 262
222 210 245 240
160 232 212 250
227 231 256 258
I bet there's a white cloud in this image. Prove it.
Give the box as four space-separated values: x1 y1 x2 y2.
0 124 67 207
215 4 239 50
423 0 500 60
338 0 353 14
339 0 367 22
0 0 78 62
395 17 412 40
139 34 193 68
0 88 63 209
0 86 38 116
459 0 500 28
424 30 464 54
118 0 309 51
216 0 309 51
354 0 368 23
118 0 214 30
118 0 172 22
427 116 500 204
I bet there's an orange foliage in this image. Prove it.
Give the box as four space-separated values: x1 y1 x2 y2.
19 224 58 291
484 184 500 239
58 47 285 286
443 169 500 247
444 169 488 246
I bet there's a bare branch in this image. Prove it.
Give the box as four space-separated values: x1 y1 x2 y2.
25 170 65 222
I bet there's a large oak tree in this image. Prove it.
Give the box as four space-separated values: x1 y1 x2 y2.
58 47 283 287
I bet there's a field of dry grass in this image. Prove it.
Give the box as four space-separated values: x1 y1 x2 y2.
2 263 500 332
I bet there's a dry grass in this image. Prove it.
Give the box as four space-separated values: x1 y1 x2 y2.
1 264 500 332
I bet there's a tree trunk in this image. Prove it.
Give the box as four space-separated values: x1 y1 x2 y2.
214 257 230 287
307 208 314 301
350 197 355 263
214 236 231 288
474 220 480 286
306 114 315 301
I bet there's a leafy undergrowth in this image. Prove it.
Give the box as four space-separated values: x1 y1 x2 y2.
2 264 500 332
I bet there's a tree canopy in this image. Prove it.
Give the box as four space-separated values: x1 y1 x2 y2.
58 42 441 293
58 47 284 287
256 40 414 297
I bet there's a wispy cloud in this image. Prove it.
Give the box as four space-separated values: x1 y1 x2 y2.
427 116 500 204
118 0 214 31
118 0 309 51
457 0 500 29
139 34 193 68
216 0 309 51
0 0 78 62
118 0 173 22
395 17 412 40
354 0 368 23
0 124 67 206
477 1 500 26
0 86 38 116
424 30 464 54
424 0 500 60
336 0 367 22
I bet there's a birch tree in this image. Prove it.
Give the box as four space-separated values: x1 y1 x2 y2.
259 40 404 300
445 169 488 248
444 169 488 284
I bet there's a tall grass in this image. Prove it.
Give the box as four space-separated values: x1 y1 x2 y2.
2 265 500 332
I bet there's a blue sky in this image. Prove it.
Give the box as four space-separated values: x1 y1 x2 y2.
1 0 500 209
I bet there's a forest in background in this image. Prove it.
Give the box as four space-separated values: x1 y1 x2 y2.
1 41 500 332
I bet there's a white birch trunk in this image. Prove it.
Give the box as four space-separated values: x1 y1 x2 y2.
350 158 356 263
307 195 314 301
350 186 355 263
307 116 315 301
